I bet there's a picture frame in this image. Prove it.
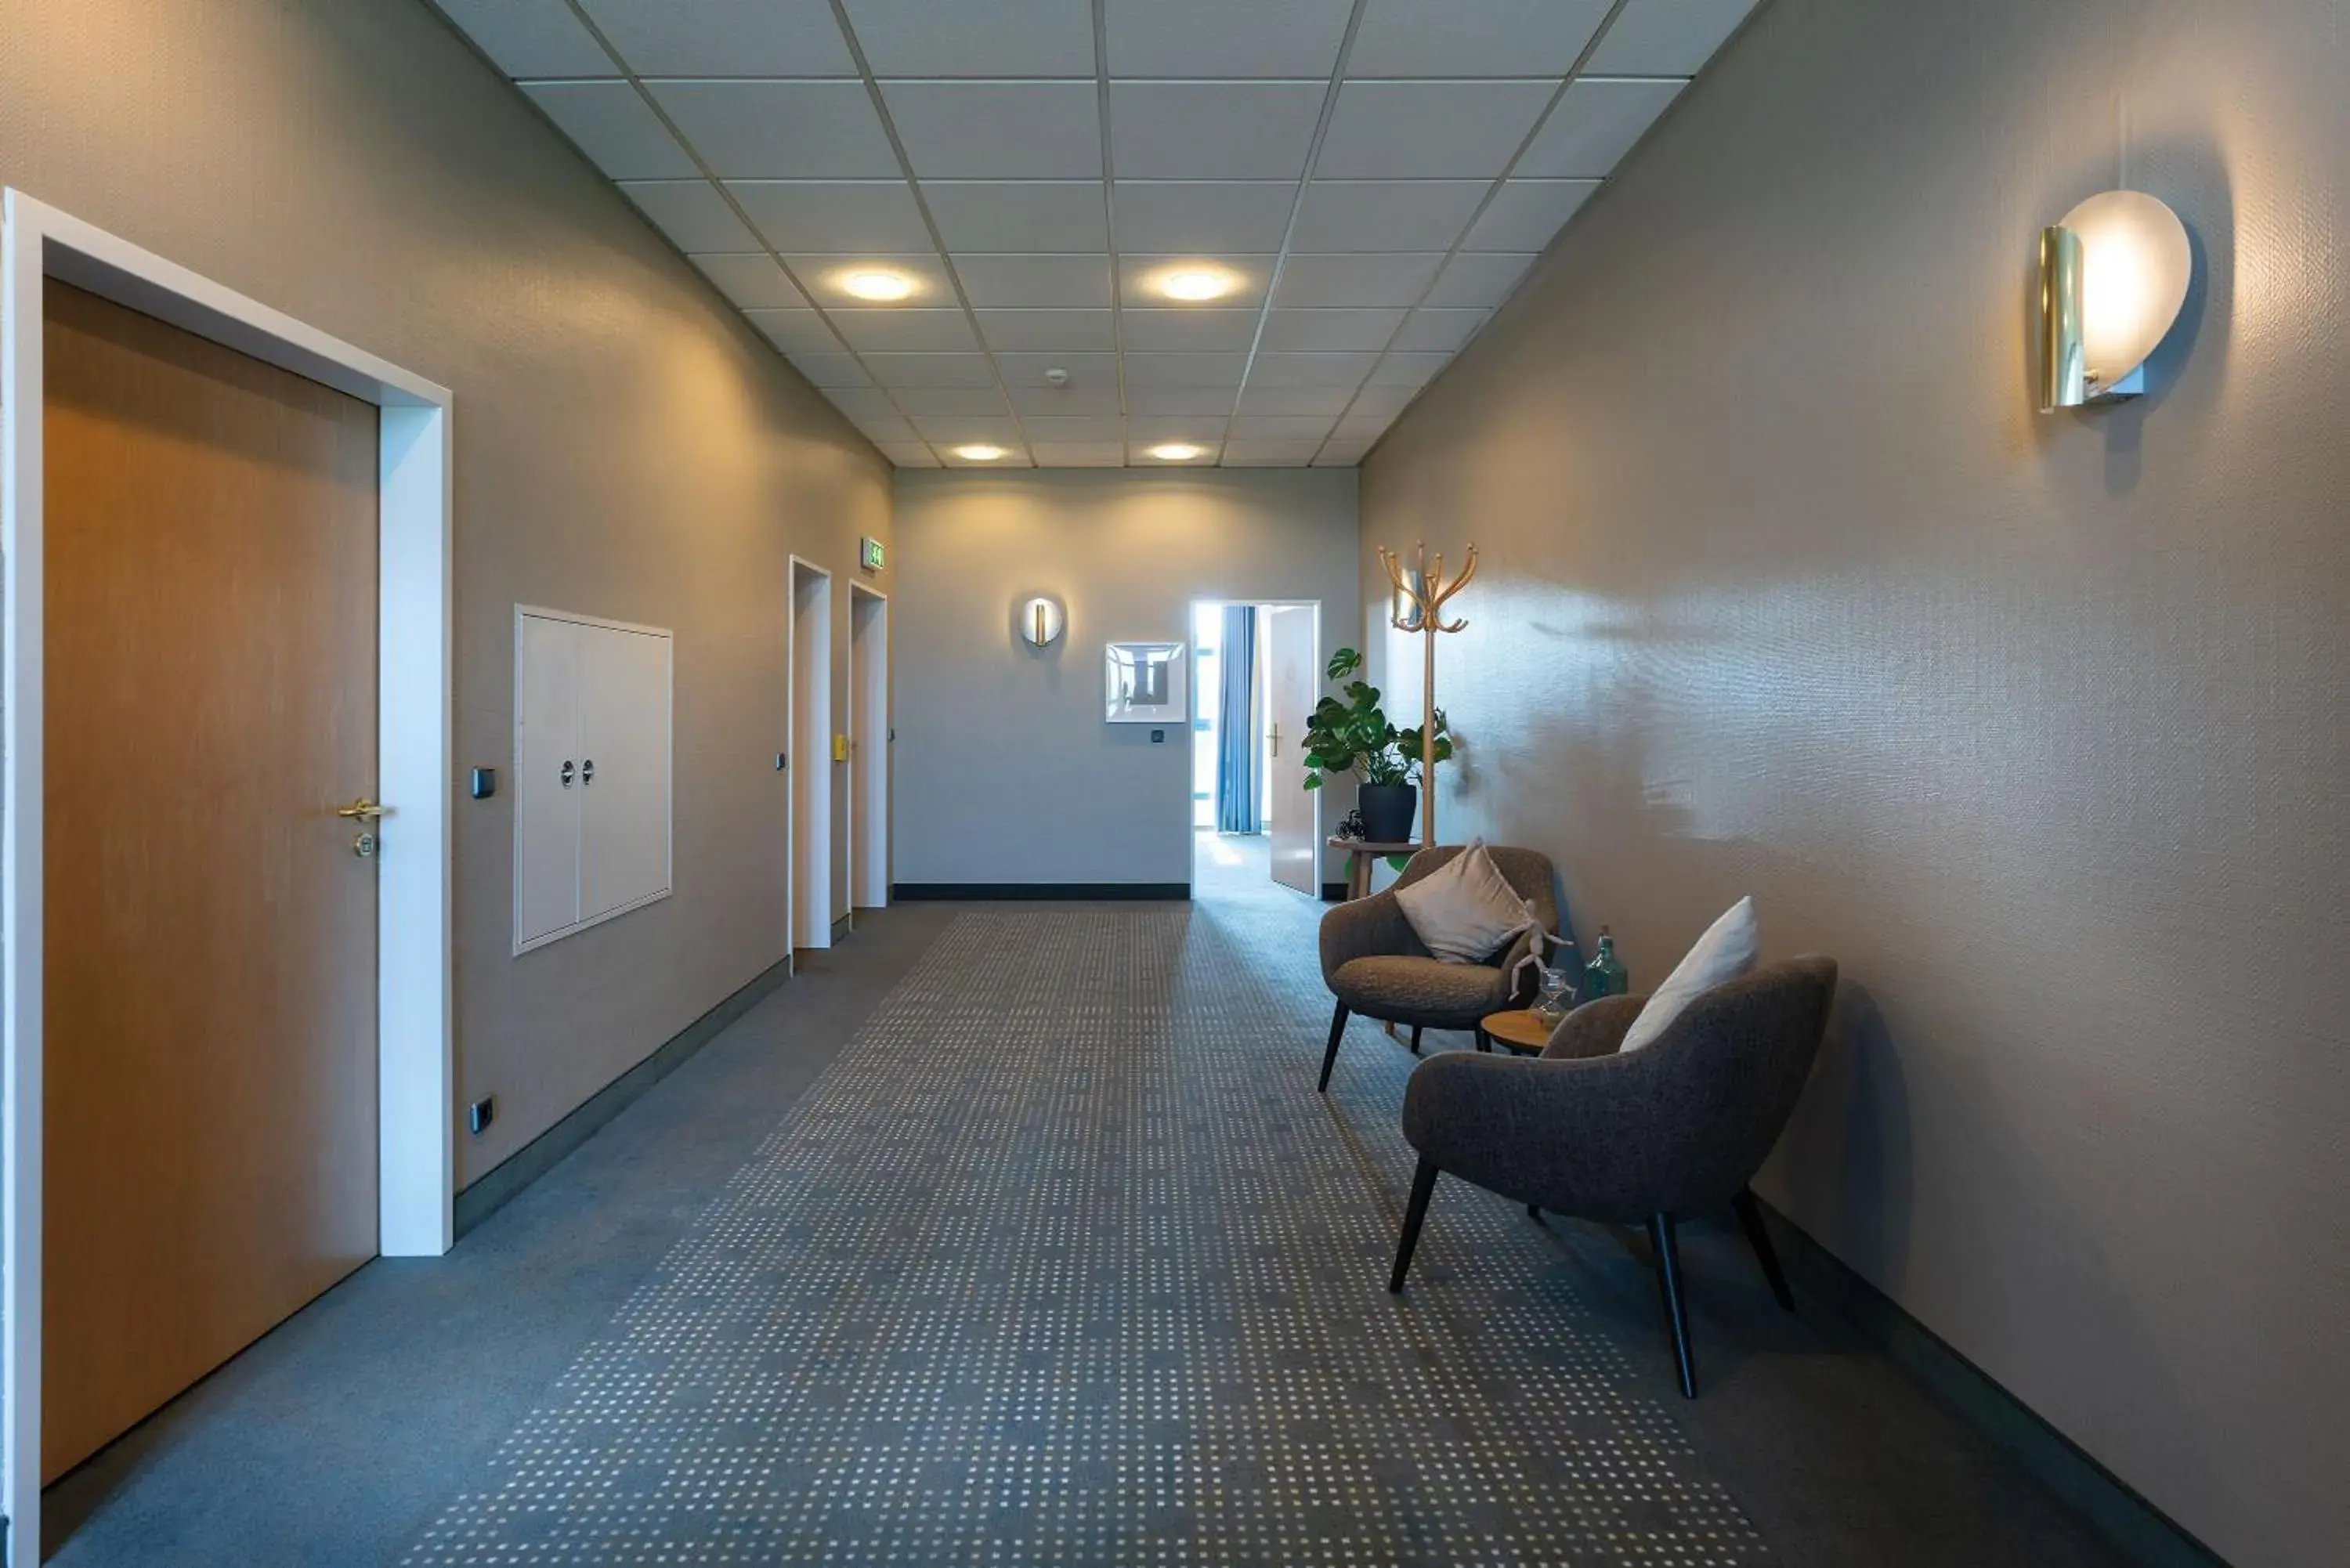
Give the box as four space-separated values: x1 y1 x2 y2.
1104 641 1188 724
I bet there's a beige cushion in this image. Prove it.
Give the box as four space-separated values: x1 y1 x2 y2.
1622 895 1760 1053
1394 839 1533 964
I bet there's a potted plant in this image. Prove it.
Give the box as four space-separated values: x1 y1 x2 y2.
1300 648 1453 844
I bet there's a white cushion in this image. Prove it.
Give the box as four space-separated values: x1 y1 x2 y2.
1394 840 1533 965
1620 896 1760 1053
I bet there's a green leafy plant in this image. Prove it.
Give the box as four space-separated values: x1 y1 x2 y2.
1300 647 1454 790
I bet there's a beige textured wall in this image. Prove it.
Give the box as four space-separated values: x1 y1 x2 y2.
0 0 891 1185
893 470 1359 889
1358 2 2348 1563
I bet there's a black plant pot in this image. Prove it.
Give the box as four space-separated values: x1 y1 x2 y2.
1358 783 1419 844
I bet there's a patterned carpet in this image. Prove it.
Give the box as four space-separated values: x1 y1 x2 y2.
401 871 1765 1566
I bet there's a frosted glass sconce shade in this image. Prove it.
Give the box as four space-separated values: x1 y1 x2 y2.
2040 190 2192 410
1020 596 1065 647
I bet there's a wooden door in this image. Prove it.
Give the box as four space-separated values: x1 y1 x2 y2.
41 282 381 1483
1266 606 1319 896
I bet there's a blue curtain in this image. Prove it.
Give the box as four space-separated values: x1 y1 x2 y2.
1217 605 1261 833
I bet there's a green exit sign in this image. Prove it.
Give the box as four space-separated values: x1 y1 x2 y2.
859 536 886 572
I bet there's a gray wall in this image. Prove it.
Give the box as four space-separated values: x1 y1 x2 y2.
0 0 892 1185
894 470 1358 888
1358 2 2348 1563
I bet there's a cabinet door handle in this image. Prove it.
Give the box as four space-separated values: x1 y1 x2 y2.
560 760 575 787
581 758 596 785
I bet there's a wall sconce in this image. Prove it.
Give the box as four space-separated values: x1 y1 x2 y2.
2039 190 2191 410
1019 595 1065 647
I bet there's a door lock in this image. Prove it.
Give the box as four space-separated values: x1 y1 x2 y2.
352 831 378 858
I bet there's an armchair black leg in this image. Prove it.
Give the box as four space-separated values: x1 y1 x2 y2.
1475 1028 1491 1052
1647 1213 1698 1398
1390 1156 1441 1292
1734 1187 1795 1311
1318 1002 1350 1093
1408 1024 1423 1055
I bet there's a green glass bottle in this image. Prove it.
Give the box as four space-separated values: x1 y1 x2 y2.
1584 927 1629 999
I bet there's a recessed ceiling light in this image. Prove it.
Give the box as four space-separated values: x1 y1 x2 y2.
1154 267 1235 303
953 443 1008 461
1147 442 1206 462
837 268 917 302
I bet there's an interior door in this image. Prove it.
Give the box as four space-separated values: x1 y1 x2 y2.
579 624 673 921
1265 605 1319 896
41 282 381 1482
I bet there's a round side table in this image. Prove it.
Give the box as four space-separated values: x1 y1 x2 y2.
1477 1008 1555 1057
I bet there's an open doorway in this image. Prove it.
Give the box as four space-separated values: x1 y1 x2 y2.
847 583 889 913
1190 600 1320 901
788 558 833 952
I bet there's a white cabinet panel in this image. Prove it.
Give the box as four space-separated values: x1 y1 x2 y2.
580 625 672 920
515 611 584 946
513 607 674 953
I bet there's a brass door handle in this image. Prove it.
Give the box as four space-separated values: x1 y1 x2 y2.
335 798 391 822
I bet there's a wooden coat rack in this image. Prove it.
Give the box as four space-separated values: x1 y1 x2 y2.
1377 540 1477 847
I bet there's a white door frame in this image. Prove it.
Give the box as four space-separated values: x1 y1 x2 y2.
786 556 833 951
0 191 455 1548
845 583 889 912
1188 598 1320 893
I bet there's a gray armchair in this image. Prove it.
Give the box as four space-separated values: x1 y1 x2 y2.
1317 844 1558 1092
1387 956 1838 1397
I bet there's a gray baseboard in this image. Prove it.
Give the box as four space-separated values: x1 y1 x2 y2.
893 882 1189 901
452 954 794 1237
1758 1201 2230 1568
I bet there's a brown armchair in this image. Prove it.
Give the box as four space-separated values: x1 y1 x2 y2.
1316 844 1558 1092
1386 957 1839 1397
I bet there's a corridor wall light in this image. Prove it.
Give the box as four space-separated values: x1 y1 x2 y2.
1020 595 1065 646
2038 190 2191 410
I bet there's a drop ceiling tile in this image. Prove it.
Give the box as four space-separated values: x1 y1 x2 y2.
577 0 855 75
1249 352 1379 388
1390 307 1489 352
1261 308 1408 353
1236 383 1357 417
616 180 759 251
789 351 875 388
1231 415 1338 443
913 414 1025 445
890 387 1014 417
878 441 941 466
843 0 1096 77
785 252 956 306
1119 255 1274 309
1123 352 1249 388
1022 416 1128 443
830 309 981 352
1129 444 1221 466
924 182 1108 253
944 450 1035 468
821 388 906 423
1221 442 1326 466
1129 417 1229 443
862 352 1001 388
1517 77 1687 178
1112 182 1298 253
880 81 1103 179
1425 251 1539 306
1274 252 1447 307
996 352 1120 396
1588 0 1759 75
1125 385 1240 415
1349 0 1612 77
1368 351 1452 386
746 308 840 354
1109 82 1327 181
849 411 920 443
1464 179 1600 250
1345 383 1423 418
1290 182 1488 252
1103 0 1356 77
645 81 898 179
439 0 616 77
1029 443 1126 467
727 182 931 253
1333 413 1398 444
1121 309 1260 352
953 253 1114 307
522 82 696 178
1010 383 1123 414
1314 80 1559 180
974 309 1117 352
692 255 809 310
1316 442 1375 467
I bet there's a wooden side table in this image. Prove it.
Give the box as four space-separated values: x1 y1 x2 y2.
1477 1008 1556 1057
1327 837 1423 900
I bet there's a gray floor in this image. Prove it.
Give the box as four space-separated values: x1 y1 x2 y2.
45 851 2131 1566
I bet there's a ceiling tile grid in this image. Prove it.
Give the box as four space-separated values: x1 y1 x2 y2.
436 0 1762 467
